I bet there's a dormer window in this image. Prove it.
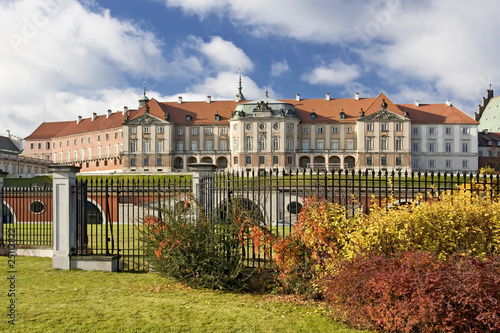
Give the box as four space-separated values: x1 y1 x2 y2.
339 108 346 120
186 114 192 122
214 113 220 121
310 109 317 120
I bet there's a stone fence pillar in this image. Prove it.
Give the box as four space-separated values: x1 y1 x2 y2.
188 163 217 218
50 165 81 270
0 169 8 243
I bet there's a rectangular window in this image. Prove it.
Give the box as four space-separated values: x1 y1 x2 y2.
366 123 373 131
191 141 198 151
177 128 184 135
331 140 339 150
273 156 279 164
317 140 324 150
445 142 452 153
462 159 469 168
220 127 227 135
445 159 452 168
396 156 402 166
143 140 150 153
156 140 164 153
130 127 136 134
396 123 403 131
205 141 213 151
366 156 373 166
30 143 34 149
143 126 150 134
205 127 213 135
412 127 419 135
67 139 70 146
346 126 353 134
74 138 77 145
429 159 435 168
129 140 136 153
302 140 309 150
97 147 102 158
462 127 470 135
287 137 293 150
88 148 92 160
317 126 323 134
156 157 163 166
429 127 435 135
81 149 85 160
74 150 78 161
233 138 239 150
331 126 338 134
380 138 387 150
220 140 227 151
130 158 137 167
157 126 164 134
105 133 109 140
287 124 294 132
429 142 435 152
462 142 468 153
144 157 150 166
412 159 419 168
287 156 293 165
412 142 419 152
302 126 309 134
259 156 265 164
366 138 373 150
381 156 387 166
346 140 354 150
245 156 252 165
105 145 109 158
81 137 84 144
176 141 183 151
445 127 452 135
114 144 119 156
37 142 41 149
191 127 198 135
381 123 388 132
396 139 402 151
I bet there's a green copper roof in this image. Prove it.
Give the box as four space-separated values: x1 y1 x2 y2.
479 96 500 132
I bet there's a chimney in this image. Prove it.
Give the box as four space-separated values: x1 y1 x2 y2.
178 96 183 104
92 112 97 121
5 129 10 138
296 93 300 101
446 100 452 107
123 106 128 115
207 96 211 103
107 109 112 118
77 116 82 124
326 93 330 101
355 92 360 101
415 100 420 107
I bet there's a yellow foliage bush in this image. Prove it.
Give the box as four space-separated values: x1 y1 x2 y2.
343 187 500 260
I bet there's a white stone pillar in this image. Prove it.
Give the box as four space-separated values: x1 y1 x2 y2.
50 165 81 270
188 163 217 218
0 170 8 243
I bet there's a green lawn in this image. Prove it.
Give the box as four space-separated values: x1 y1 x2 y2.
0 257 371 333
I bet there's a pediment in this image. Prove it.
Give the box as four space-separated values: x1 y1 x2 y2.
124 113 169 126
360 109 408 122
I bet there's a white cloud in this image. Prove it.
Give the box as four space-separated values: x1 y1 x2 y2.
188 36 254 73
0 0 167 137
302 61 361 85
271 60 289 77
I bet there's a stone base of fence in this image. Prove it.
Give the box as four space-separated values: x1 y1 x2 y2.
68 255 120 272
16 246 53 258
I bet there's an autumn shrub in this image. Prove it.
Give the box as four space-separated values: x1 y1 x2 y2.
322 251 500 333
139 198 245 290
252 196 356 295
345 188 500 260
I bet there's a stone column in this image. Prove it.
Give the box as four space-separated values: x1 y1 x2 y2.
50 165 81 270
0 170 8 243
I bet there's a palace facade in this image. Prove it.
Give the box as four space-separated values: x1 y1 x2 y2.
24 86 479 174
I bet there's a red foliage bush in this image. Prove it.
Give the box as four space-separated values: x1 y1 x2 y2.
323 252 500 332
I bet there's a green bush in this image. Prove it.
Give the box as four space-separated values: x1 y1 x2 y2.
139 198 245 290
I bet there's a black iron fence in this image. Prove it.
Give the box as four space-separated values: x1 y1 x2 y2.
1 185 53 247
74 177 192 271
201 169 500 268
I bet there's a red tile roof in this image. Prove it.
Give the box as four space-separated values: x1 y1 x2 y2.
397 104 477 124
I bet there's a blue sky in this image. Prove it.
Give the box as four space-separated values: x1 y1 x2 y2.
1 0 499 138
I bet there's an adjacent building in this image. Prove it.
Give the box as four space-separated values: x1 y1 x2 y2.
475 88 500 170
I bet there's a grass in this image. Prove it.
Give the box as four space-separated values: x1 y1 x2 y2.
0 257 371 333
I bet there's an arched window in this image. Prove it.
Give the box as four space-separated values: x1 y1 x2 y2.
246 136 252 150
272 136 279 150
258 136 265 150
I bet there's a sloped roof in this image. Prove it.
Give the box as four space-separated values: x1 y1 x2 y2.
0 136 21 154
478 96 500 132
397 103 477 125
